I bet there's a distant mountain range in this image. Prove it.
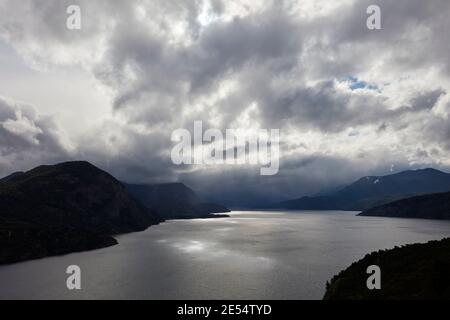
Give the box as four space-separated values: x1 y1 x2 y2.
125 182 230 219
0 161 229 265
359 191 450 220
2 160 449 265
272 168 450 211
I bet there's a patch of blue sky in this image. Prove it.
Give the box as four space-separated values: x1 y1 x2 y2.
343 76 379 91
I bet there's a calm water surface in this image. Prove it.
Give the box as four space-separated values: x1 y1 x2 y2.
1 210 450 300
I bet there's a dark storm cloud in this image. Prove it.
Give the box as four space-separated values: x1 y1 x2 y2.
93 5 303 130
300 0 450 77
181 152 403 206
1 0 450 204
76 120 178 183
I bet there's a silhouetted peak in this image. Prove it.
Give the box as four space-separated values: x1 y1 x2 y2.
0 171 25 182
31 161 98 173
415 168 445 173
19 161 116 184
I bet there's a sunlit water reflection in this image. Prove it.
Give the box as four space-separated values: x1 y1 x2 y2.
1 211 450 299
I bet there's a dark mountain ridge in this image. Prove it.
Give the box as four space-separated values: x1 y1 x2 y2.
274 168 450 211
324 238 450 299
125 182 230 219
0 161 161 264
358 191 450 220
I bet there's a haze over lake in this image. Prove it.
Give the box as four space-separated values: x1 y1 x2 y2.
1 211 450 300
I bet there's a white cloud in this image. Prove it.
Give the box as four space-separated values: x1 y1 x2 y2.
0 0 449 204
2 110 43 145
0 95 73 175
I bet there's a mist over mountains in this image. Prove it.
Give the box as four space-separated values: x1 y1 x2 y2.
272 168 450 211
1 158 450 266
125 182 230 219
2 1 450 208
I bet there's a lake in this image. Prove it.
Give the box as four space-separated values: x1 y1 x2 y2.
1 210 450 300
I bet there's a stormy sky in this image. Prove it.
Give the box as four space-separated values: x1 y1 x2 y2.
1 0 450 206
